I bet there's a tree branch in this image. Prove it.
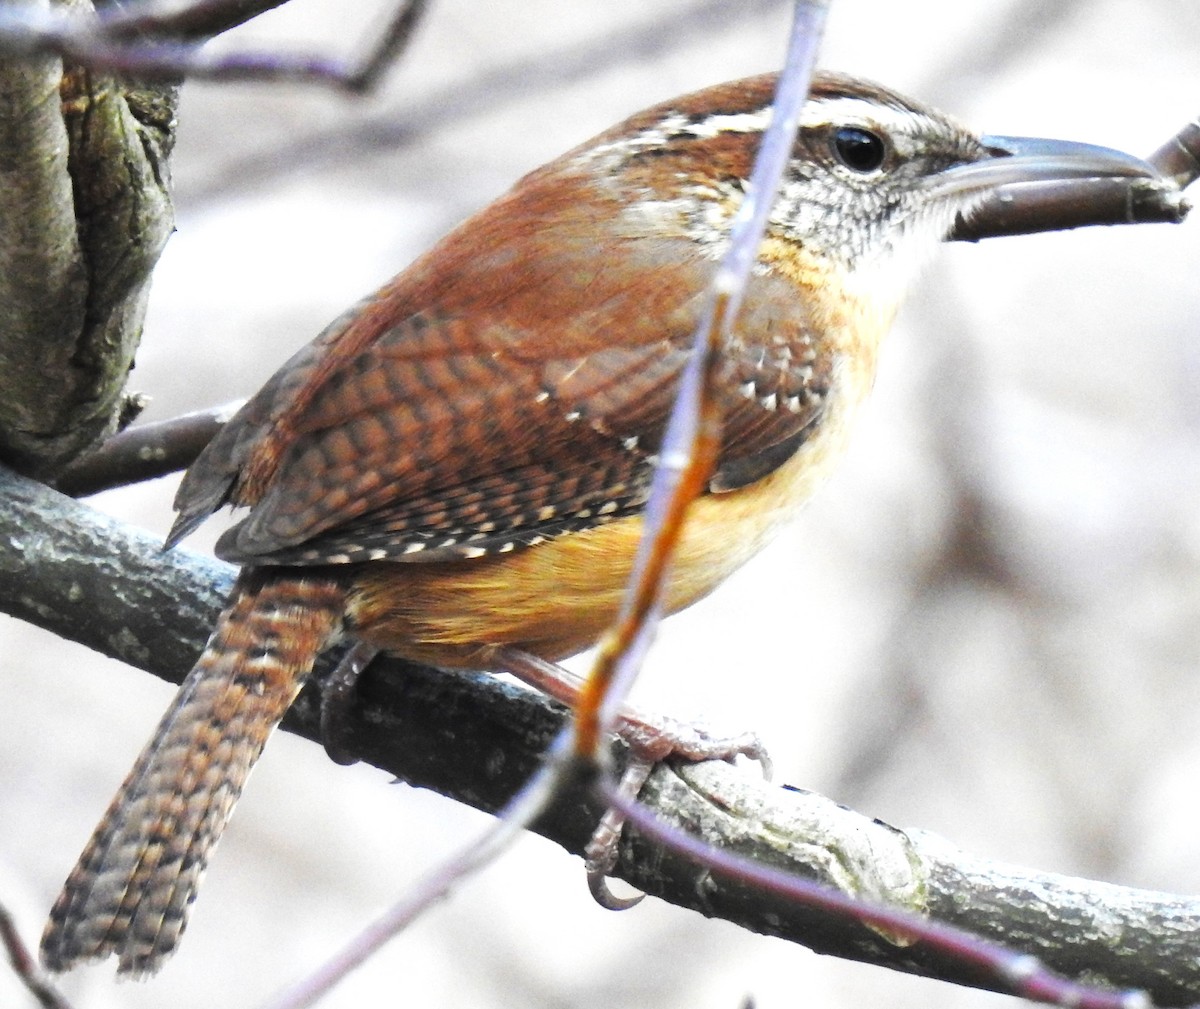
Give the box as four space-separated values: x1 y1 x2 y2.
0 20 89 476
3 462 1197 1005
0 0 427 481
0 0 176 479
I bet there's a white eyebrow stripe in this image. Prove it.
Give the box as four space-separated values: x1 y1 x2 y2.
581 93 930 168
670 109 773 138
666 96 920 143
798 95 919 132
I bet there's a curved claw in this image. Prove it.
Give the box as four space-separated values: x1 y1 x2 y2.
587 869 645 911
319 641 379 766
706 729 773 782
583 759 655 911
752 744 774 783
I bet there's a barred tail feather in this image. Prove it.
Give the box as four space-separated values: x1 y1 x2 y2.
41 570 346 977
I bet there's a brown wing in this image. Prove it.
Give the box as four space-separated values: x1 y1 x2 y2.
170 172 834 566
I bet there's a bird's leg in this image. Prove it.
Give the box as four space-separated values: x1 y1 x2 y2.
319 640 381 766
491 645 771 769
583 758 656 909
490 645 771 908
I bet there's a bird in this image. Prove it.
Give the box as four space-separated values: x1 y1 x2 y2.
40 70 1154 977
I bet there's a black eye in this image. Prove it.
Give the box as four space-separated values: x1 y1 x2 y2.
832 126 887 173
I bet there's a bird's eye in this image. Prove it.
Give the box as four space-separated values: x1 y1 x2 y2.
831 126 887 173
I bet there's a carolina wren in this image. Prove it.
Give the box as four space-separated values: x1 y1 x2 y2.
41 71 1153 976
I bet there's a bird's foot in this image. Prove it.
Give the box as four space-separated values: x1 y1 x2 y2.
490 645 770 909
319 640 381 766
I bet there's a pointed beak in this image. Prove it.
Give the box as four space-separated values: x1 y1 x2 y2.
934 134 1158 197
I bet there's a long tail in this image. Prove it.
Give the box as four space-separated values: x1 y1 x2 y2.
41 569 346 977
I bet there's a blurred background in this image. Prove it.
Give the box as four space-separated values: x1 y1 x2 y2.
3 1 1199 1006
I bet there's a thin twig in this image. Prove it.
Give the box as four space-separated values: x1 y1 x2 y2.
96 0 293 41
1147 115 1200 188
258 731 583 1009
181 0 781 205
0 900 73 1009
953 175 1189 242
0 0 428 90
339 0 429 95
54 399 245 497
575 0 831 754
954 117 1200 242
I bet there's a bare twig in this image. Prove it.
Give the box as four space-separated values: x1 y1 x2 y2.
0 901 72 1009
54 399 245 497
97 0 294 41
0 0 429 90
577 1 829 750
181 0 782 204
333 0 429 95
257 733 582 1009
1147 115 1200 188
954 117 1199 243
952 174 1189 242
953 115 1198 242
